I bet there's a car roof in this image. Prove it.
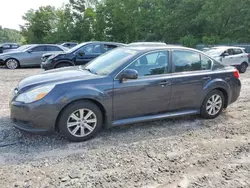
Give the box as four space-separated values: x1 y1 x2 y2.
82 41 125 46
121 45 202 53
212 46 245 50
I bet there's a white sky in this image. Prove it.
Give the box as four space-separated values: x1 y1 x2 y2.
0 0 69 30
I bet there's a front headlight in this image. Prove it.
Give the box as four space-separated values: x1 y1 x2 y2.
16 85 55 103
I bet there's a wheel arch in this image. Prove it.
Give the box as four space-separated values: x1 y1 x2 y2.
5 57 20 66
203 79 231 108
54 98 107 132
54 60 75 68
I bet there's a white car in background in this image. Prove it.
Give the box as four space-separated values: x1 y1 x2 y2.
206 46 249 73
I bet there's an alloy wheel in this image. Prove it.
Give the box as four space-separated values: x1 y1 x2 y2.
67 108 97 137
6 59 18 69
241 64 247 73
206 94 223 116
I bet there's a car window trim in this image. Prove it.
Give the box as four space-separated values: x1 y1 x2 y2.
114 49 171 80
170 49 214 73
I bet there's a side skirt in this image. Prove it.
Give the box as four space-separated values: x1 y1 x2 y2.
112 109 199 127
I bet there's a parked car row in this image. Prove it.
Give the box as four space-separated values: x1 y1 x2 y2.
10 44 241 142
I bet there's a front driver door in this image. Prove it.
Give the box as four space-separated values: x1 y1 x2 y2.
24 45 47 66
75 44 103 66
113 51 172 121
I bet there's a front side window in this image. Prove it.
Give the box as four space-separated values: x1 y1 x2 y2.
127 51 169 77
31 46 46 52
77 44 102 54
104 44 118 52
173 50 211 72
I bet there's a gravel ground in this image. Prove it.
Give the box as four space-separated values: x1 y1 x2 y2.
0 67 250 188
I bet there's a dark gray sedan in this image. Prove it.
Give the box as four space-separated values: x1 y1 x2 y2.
0 44 67 69
10 46 241 142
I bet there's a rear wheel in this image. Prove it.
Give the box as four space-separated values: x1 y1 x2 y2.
5 59 19 69
58 101 103 142
201 90 225 119
239 62 248 73
55 62 72 69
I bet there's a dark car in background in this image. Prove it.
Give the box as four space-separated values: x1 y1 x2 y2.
10 46 241 142
0 43 20 54
41 41 124 70
61 42 78 48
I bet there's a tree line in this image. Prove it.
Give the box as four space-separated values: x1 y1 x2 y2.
0 26 22 43
10 0 250 47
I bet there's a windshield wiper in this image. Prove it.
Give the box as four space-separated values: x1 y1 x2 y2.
83 68 97 75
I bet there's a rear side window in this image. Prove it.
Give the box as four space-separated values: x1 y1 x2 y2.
172 50 212 72
47 46 63 51
233 48 243 54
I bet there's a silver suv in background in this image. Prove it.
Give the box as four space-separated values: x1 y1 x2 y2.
205 46 249 73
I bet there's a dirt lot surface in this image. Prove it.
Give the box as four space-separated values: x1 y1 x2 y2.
0 67 250 188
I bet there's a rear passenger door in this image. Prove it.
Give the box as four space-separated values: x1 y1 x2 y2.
75 43 103 65
169 50 212 111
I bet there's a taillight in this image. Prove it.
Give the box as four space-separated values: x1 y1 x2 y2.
233 70 240 79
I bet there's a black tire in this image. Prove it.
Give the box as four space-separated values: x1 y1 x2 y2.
58 100 103 142
55 62 72 69
239 62 248 73
200 90 225 119
5 58 19 69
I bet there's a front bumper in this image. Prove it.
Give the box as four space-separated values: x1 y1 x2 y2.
41 61 54 71
0 59 5 65
10 100 58 134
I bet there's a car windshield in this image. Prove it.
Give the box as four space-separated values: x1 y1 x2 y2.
206 48 225 56
66 42 88 53
83 48 138 76
17 45 33 51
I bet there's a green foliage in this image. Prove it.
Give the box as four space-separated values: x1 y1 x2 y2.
0 26 22 43
180 35 198 48
19 0 250 45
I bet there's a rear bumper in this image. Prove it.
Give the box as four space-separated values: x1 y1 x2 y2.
229 78 241 104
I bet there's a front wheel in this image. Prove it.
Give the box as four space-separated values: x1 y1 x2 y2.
200 90 225 119
58 101 103 142
5 59 19 69
239 62 248 73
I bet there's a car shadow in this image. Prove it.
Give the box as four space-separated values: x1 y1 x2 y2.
0 112 221 164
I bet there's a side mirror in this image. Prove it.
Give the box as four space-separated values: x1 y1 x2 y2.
119 69 138 82
27 49 33 53
222 52 229 57
78 51 85 56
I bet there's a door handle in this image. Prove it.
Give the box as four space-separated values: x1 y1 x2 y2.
229 57 233 59
159 80 171 87
202 76 211 80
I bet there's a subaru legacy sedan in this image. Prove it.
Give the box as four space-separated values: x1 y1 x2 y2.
10 46 241 142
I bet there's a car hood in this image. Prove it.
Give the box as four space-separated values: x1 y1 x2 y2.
17 66 104 93
0 51 22 57
42 51 66 57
